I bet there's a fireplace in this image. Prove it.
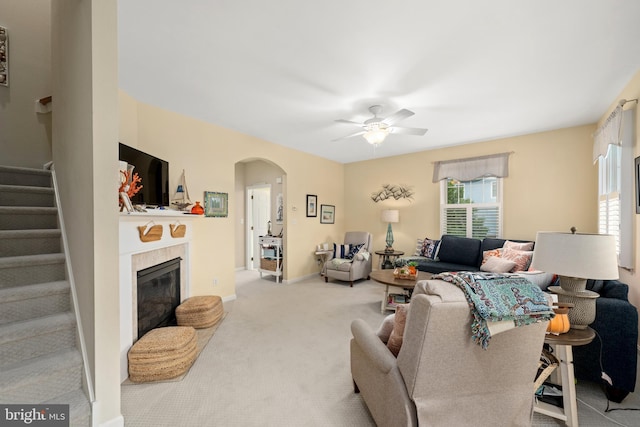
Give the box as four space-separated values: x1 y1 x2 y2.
136 257 181 339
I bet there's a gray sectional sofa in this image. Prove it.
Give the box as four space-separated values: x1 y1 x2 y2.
397 234 533 274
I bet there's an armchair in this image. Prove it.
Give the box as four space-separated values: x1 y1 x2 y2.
324 231 372 287
350 279 548 426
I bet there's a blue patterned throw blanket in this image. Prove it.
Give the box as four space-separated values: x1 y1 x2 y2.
434 272 554 349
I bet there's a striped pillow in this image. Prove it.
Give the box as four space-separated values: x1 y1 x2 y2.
414 239 424 256
333 243 351 259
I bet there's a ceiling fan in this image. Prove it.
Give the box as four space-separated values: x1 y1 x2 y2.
333 105 428 145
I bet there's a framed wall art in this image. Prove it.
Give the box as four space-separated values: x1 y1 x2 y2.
320 204 335 224
636 156 640 214
204 191 228 217
0 26 7 87
276 193 284 224
306 194 317 217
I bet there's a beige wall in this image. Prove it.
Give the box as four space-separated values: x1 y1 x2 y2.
119 98 346 299
0 0 52 167
344 125 598 258
52 1 121 425
598 69 640 344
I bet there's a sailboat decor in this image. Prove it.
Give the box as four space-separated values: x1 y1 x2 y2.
172 169 192 211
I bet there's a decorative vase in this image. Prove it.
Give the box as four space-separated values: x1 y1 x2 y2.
191 201 204 215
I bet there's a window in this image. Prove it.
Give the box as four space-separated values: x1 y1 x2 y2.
598 144 621 254
440 177 502 239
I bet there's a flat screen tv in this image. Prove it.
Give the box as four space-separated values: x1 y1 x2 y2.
119 143 170 207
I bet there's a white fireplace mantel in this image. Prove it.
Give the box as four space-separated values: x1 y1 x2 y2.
118 210 200 381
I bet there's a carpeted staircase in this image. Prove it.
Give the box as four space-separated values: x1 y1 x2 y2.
0 165 91 426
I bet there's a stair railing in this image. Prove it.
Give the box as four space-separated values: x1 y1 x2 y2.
49 164 96 405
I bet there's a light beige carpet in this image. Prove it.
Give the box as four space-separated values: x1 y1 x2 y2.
121 271 640 427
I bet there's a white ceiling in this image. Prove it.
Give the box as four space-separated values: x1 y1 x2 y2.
118 1 640 164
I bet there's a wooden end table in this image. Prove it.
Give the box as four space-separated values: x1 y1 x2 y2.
534 327 596 427
370 269 431 313
374 250 405 270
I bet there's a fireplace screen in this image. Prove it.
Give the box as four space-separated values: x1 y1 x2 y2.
137 257 181 339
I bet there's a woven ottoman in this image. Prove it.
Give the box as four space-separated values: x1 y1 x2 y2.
128 326 197 383
176 295 223 329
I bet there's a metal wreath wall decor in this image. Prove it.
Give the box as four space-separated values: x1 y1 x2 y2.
371 184 414 202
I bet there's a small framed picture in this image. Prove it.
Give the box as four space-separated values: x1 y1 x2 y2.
276 193 284 224
120 192 134 212
320 204 335 224
306 194 317 217
204 191 228 217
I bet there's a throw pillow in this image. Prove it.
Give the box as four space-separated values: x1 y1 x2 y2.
414 238 424 256
480 256 517 273
376 314 396 344
420 238 441 259
387 304 410 357
481 248 503 265
502 247 534 272
345 243 365 260
333 243 351 259
516 270 557 291
504 240 534 251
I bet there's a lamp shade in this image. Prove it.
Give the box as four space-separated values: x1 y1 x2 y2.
381 209 399 223
531 232 619 280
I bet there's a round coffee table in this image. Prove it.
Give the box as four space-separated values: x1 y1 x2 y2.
370 269 432 313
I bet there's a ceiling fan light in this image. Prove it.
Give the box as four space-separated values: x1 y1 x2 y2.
363 128 389 145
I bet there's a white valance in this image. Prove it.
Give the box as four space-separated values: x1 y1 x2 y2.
432 152 511 183
593 99 637 162
593 105 624 162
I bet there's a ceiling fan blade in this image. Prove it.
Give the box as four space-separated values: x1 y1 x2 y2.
382 109 414 126
335 119 364 126
391 126 428 136
332 131 366 142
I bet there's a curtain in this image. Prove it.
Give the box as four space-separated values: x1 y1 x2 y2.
432 152 510 183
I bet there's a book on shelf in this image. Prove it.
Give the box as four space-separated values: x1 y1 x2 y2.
387 294 407 306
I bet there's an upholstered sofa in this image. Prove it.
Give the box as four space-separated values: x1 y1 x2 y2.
350 279 548 426
397 234 534 274
572 279 638 402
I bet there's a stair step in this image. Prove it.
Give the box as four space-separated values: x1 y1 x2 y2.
0 253 66 288
0 166 52 188
0 206 58 230
0 229 62 257
0 349 82 404
0 281 71 325
0 313 76 370
44 389 91 427
0 184 55 207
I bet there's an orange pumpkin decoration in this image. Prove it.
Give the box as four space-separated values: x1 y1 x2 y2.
547 304 571 335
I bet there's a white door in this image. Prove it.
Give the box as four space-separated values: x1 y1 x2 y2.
247 185 271 269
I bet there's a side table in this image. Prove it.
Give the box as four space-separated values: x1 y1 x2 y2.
314 250 333 275
534 327 596 427
374 250 405 270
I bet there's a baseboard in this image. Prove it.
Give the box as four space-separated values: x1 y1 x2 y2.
221 294 237 302
92 400 124 427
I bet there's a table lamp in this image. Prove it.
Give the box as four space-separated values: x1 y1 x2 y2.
531 229 618 329
381 209 399 253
